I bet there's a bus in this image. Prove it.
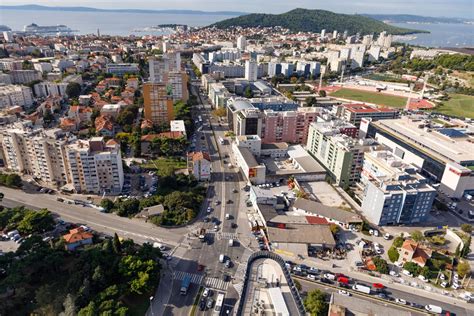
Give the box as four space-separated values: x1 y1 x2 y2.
214 293 224 313
180 275 191 295
218 136 224 145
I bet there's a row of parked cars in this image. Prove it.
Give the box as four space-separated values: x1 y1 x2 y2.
286 262 451 315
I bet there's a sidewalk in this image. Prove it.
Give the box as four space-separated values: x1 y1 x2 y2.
146 266 174 316
281 254 474 311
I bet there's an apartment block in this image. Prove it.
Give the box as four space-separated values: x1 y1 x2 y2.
360 150 436 226
163 71 189 102
334 103 399 127
66 137 124 194
10 70 42 84
0 85 34 109
143 82 175 126
306 122 375 186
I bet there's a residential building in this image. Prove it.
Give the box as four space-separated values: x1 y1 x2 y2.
334 103 399 126
105 63 139 75
232 142 266 184
398 240 432 267
360 150 436 226
0 85 34 109
237 35 247 51
187 151 211 181
235 108 263 137
0 59 23 71
366 116 474 198
65 137 124 194
245 60 258 82
34 81 68 98
170 120 186 136
306 122 376 186
100 103 121 119
149 56 169 82
143 82 175 126
163 71 189 102
10 70 42 84
63 227 94 251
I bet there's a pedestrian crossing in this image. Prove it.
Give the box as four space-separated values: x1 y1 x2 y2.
217 232 238 240
203 276 229 291
172 271 204 285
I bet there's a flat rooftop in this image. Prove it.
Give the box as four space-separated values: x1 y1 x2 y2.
373 117 474 164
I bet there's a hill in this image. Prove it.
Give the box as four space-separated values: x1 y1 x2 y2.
0 4 245 16
210 8 426 35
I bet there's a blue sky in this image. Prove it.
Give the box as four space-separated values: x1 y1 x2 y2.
2 0 474 18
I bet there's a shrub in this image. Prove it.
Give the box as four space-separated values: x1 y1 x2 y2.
388 246 400 263
393 236 404 248
403 262 421 276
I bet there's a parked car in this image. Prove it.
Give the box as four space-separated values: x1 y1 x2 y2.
202 288 211 297
389 270 399 277
206 298 214 309
395 298 407 305
441 281 448 288
418 275 429 283
307 274 316 281
402 270 413 277
338 290 351 296
384 233 391 240
199 299 206 311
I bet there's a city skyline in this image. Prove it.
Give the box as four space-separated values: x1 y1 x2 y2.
1 0 473 18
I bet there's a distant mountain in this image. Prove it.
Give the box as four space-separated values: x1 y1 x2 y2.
0 4 245 16
210 8 427 35
363 14 471 24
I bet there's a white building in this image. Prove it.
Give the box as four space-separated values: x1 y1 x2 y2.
105 63 139 75
237 36 247 51
187 151 211 181
100 104 121 118
170 120 186 136
0 85 34 109
34 62 53 73
245 60 258 82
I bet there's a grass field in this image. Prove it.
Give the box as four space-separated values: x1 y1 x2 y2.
433 94 474 119
330 88 407 108
142 157 187 173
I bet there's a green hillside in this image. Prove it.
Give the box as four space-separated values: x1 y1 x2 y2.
211 8 426 35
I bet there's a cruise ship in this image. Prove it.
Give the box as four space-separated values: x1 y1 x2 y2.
23 23 75 36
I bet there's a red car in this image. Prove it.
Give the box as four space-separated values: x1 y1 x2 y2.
372 283 385 289
197 264 205 271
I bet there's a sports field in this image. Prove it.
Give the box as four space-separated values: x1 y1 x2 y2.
330 88 407 108
434 94 474 119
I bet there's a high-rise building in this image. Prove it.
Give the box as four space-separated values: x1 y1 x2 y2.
306 122 376 186
334 103 399 127
163 71 189 102
237 36 247 51
149 56 169 82
0 85 34 109
320 29 326 38
360 150 436 226
245 60 258 82
66 137 124 194
280 63 295 77
143 82 175 126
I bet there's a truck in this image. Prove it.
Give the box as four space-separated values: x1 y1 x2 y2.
180 275 191 295
352 284 371 294
228 239 234 247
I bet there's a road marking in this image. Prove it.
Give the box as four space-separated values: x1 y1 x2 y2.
203 277 229 291
172 271 204 285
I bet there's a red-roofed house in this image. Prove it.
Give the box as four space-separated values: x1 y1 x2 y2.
63 227 93 251
60 117 79 132
188 151 211 181
336 103 399 126
399 239 433 267
95 115 115 137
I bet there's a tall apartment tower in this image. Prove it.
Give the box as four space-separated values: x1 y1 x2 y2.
245 60 258 82
149 56 169 82
237 36 247 51
143 82 175 125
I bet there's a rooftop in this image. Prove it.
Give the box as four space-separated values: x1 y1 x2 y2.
293 198 362 224
373 116 474 164
267 224 336 246
343 103 398 114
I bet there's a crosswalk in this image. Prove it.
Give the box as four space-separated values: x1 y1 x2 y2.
203 276 229 291
172 271 204 285
217 232 238 240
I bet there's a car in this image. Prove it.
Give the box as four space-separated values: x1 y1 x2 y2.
440 274 446 280
231 222 238 229
354 261 364 267
293 266 302 273
320 278 332 284
402 270 413 277
232 189 238 193
215 200 220 205
227 199 233 204
225 260 232 268
389 270 399 277
199 299 206 311
441 281 448 288
203 217 210 222
222 274 230 282
418 275 429 282
373 230 379 237
206 207 212 213
378 293 388 299
452 283 461 290
202 288 211 297
410 302 424 309
338 290 351 296
384 233 391 240
395 298 407 305
307 274 316 281
309 267 319 274
197 264 205 272
213 225 219 232
206 298 214 309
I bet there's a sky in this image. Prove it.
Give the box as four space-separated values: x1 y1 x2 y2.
1 0 473 18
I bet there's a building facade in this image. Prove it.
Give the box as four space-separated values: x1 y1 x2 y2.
143 82 175 126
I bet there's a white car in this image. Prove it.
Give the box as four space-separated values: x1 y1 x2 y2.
389 270 399 277
383 233 391 240
418 275 429 283
207 207 212 213
202 288 210 297
440 274 446 280
452 283 461 290
338 290 351 296
402 269 413 277
441 281 448 288
293 266 302 272
395 298 407 305
307 274 316 281
373 230 379 237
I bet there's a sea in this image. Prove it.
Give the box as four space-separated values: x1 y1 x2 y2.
0 9 473 48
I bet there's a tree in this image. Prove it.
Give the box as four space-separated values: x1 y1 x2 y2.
4 174 22 188
457 260 471 278
318 90 327 97
388 247 400 263
66 82 82 99
461 224 472 234
403 262 420 276
78 301 97 316
43 108 54 125
305 96 317 106
212 107 227 117
116 109 135 127
304 289 328 316
420 266 431 279
17 209 55 234
244 86 253 98
329 224 340 236
373 257 389 274
116 199 140 217
113 233 122 254
100 199 115 212
392 236 404 248
410 230 424 242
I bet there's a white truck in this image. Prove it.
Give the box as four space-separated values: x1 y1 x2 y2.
425 305 442 313
352 284 371 294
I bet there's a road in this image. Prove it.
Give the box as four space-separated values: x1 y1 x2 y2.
0 188 184 247
150 78 248 315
